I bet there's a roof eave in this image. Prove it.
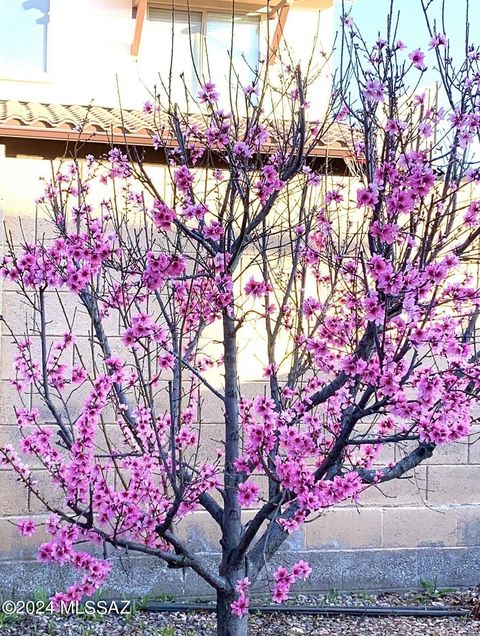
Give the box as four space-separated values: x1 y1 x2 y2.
0 125 351 161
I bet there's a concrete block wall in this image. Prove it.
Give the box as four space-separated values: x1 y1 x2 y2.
1 156 480 599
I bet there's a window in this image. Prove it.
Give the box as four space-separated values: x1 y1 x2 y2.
143 8 203 99
139 7 260 105
0 0 49 75
206 13 260 99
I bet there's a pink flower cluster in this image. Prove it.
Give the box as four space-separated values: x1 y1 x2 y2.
174 165 195 194
173 265 234 333
198 82 220 104
238 481 260 506
66 373 116 503
142 251 187 291
255 165 284 204
122 312 168 348
230 577 251 618
244 277 273 298
39 520 112 607
204 113 231 147
151 200 177 231
11 339 41 392
17 519 37 536
272 560 311 603
0 220 117 294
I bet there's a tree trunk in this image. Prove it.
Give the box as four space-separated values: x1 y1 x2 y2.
217 589 248 636
217 312 248 635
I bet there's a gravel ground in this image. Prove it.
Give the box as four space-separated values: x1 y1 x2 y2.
1 612 479 636
1 590 480 635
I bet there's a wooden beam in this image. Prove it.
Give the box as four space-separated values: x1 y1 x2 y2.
267 0 290 19
268 2 291 66
131 0 147 56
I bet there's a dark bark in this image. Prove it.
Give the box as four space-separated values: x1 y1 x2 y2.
220 311 242 563
217 589 248 636
218 311 247 633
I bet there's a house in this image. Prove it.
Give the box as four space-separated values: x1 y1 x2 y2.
0 0 479 601
0 0 337 145
0 0 349 205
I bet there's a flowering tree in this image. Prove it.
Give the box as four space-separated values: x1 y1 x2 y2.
2 2 480 635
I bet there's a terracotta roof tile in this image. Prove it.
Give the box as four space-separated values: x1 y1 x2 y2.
0 99 352 161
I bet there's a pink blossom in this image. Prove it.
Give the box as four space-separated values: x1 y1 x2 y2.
198 82 220 103
263 363 279 378
108 148 131 179
244 84 258 97
204 221 225 240
184 203 208 221
151 201 176 230
419 122 433 138
429 34 447 49
15 407 39 428
465 201 480 227
235 577 251 594
409 48 426 70
230 577 251 617
363 79 385 102
17 519 37 536
274 565 295 587
231 594 249 617
370 221 399 245
272 586 290 603
244 277 270 298
385 119 406 135
334 106 349 122
143 101 154 114
325 189 344 204
238 481 260 506
356 187 378 208
233 141 253 159
292 560 312 580
174 165 194 194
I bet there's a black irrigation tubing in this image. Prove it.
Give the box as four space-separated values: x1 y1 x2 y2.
139 601 472 618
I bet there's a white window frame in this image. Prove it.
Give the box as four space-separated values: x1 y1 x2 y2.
146 4 262 86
